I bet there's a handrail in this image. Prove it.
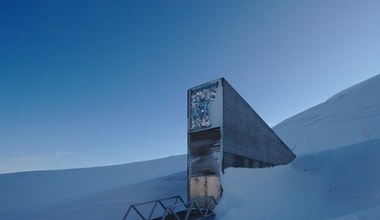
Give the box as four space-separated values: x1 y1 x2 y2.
122 195 217 220
122 195 184 220
163 196 217 220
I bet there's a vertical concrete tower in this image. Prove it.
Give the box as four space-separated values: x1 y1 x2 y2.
187 78 295 207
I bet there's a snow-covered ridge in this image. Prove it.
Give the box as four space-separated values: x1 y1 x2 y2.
274 74 380 155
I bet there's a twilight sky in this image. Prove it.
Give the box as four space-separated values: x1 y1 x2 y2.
1 0 380 174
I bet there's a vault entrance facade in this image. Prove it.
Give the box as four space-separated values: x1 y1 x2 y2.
187 78 296 208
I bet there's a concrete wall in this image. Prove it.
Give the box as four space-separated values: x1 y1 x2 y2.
222 78 295 169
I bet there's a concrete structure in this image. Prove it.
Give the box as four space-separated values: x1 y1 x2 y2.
187 78 295 208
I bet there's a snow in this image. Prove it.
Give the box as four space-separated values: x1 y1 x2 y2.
0 156 186 220
274 74 380 155
215 139 380 220
1 74 380 220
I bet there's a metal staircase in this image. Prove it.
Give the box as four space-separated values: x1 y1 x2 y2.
122 195 217 220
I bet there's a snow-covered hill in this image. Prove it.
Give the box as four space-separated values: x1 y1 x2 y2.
1 74 379 220
274 74 380 155
0 156 186 220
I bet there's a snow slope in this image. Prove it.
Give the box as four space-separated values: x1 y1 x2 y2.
1 74 379 220
215 139 380 220
274 74 380 155
0 155 186 220
18 171 187 220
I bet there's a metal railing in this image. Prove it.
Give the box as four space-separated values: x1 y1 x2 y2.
122 195 184 220
122 195 217 220
163 196 217 220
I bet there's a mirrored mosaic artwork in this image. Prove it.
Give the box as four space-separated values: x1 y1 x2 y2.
190 81 219 130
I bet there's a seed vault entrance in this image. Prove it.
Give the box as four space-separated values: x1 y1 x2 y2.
188 128 222 207
187 78 296 208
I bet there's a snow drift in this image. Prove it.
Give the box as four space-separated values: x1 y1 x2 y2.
215 139 380 219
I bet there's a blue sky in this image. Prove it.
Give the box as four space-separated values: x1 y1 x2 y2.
1 0 380 173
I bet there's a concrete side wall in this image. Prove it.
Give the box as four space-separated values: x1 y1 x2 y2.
223 152 275 169
222 79 295 168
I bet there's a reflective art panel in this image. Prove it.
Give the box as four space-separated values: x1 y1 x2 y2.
189 81 219 130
